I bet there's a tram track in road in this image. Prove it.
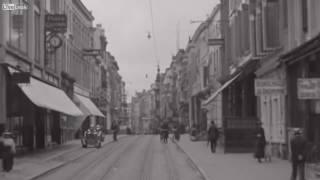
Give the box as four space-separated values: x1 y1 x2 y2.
96 136 148 180
33 136 136 180
139 136 154 180
69 136 141 180
163 141 179 180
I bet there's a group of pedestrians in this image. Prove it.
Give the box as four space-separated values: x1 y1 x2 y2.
253 122 308 180
159 121 181 144
205 120 308 180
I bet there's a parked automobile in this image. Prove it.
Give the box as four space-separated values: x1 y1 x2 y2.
95 125 104 142
81 127 102 148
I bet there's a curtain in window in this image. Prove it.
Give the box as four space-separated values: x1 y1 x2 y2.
8 0 28 53
264 0 280 48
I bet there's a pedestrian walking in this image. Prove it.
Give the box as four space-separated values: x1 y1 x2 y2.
173 124 180 142
111 121 119 141
190 123 197 141
290 129 307 180
254 121 266 163
207 121 219 153
161 121 169 144
0 127 16 172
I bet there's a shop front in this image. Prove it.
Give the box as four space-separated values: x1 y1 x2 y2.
281 34 320 156
204 60 259 153
190 93 208 135
255 56 288 159
73 93 105 133
281 34 320 178
0 65 6 126
5 66 83 152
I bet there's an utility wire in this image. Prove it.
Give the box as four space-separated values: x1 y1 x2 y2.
148 0 160 67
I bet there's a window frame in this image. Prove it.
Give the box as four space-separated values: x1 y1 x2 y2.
7 0 29 55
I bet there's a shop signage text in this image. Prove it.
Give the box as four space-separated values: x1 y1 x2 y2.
255 79 285 96
208 38 224 46
12 72 30 84
45 14 67 33
297 78 320 99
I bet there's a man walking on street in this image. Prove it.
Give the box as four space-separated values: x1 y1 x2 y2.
161 121 169 144
290 129 307 180
208 121 219 153
111 121 119 141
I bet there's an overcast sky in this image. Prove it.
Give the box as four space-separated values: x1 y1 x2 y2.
82 0 219 99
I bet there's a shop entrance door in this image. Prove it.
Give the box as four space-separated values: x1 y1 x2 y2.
35 108 45 149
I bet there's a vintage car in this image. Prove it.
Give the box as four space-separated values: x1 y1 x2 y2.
81 127 102 148
95 125 104 142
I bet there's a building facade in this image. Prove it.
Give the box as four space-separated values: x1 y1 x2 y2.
280 0 320 164
186 21 210 133
130 90 154 134
0 0 120 153
0 0 84 151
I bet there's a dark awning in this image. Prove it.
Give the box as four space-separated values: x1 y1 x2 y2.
202 73 241 106
8 67 83 116
281 34 320 65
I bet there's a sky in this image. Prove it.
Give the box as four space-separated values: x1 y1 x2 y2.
82 0 219 100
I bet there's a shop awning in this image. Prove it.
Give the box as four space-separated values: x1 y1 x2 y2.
17 77 83 116
281 33 320 65
202 73 241 106
75 94 105 117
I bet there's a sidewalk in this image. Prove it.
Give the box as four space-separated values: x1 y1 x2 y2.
176 135 292 180
0 134 127 180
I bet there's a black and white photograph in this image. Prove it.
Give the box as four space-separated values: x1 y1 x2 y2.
0 0 319 180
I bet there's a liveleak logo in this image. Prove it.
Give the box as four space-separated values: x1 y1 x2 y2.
2 0 28 14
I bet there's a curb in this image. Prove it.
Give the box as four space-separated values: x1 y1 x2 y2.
173 140 211 180
28 135 128 180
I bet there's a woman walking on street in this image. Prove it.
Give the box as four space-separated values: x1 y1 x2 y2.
254 121 266 163
0 126 16 172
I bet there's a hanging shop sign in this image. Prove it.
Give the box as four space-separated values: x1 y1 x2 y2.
255 79 285 96
45 14 67 33
297 78 320 99
82 49 102 57
11 72 30 84
208 38 224 46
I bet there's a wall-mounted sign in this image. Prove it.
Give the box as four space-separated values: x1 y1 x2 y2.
297 78 320 99
255 79 285 96
82 49 102 57
11 72 30 84
208 38 224 46
45 14 67 33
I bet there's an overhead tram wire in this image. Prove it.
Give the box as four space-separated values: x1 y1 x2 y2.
148 0 160 67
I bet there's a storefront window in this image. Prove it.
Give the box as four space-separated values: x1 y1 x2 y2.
7 116 23 147
34 12 41 64
8 0 28 54
311 100 320 114
45 111 53 144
